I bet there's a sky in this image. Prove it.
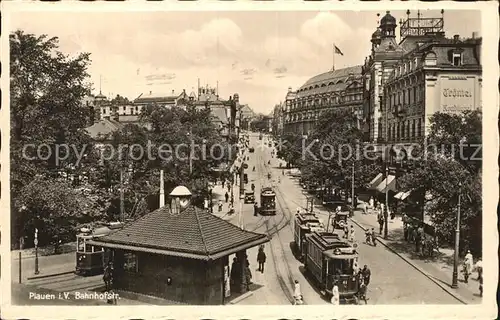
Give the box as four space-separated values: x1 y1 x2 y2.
10 10 480 114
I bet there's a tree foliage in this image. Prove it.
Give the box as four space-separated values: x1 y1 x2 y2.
10 30 94 247
399 111 482 256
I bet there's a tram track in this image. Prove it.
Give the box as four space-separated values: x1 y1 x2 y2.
256 148 307 305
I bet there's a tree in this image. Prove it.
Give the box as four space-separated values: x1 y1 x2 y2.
300 109 381 192
10 30 94 246
398 111 482 256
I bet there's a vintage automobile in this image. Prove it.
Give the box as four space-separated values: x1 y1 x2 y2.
304 231 361 303
260 187 276 215
75 222 124 276
294 212 325 260
244 191 255 204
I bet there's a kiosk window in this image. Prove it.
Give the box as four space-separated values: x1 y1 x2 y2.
123 252 138 272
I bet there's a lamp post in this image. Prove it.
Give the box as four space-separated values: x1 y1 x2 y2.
384 166 389 239
34 228 39 275
452 182 462 288
239 194 245 230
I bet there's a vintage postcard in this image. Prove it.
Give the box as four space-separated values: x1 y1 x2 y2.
1 1 498 319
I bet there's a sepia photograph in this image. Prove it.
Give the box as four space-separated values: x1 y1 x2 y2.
1 1 498 319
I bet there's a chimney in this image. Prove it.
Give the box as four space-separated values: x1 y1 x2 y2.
472 32 478 39
288 86 292 93
453 34 460 42
172 90 175 96
159 170 165 208
149 90 152 95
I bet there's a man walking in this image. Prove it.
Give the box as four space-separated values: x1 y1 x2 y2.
225 192 229 203
254 202 259 216
361 265 371 287
377 211 384 235
257 246 266 273
103 262 114 292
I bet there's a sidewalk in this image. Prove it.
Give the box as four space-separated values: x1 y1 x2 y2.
350 205 482 304
210 182 245 222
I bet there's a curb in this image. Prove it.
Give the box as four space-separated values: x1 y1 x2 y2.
229 291 254 304
349 216 469 305
27 270 75 280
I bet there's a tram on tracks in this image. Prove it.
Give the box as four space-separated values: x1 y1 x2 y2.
304 231 361 303
75 222 124 276
260 187 276 215
293 212 325 260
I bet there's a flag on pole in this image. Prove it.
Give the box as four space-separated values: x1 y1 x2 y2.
334 45 344 56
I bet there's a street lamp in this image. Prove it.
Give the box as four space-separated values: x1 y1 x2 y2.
452 182 462 288
384 166 389 239
34 227 40 275
239 194 245 230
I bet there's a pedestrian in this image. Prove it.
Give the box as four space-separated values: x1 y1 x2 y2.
478 274 483 297
464 250 474 282
352 258 360 275
475 258 483 280
254 202 259 216
218 200 223 212
343 224 349 239
228 203 234 214
415 226 422 254
245 259 252 290
330 282 340 305
293 280 303 305
361 265 371 286
354 195 359 208
103 262 113 292
377 212 384 235
225 192 229 203
357 277 368 304
257 246 266 273
230 257 241 290
369 197 374 210
349 225 356 243
361 201 367 214
204 198 209 211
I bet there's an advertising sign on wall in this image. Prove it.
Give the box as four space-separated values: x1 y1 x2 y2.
440 76 476 114
224 265 231 298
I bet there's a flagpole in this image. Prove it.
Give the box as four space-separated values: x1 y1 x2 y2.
332 43 336 71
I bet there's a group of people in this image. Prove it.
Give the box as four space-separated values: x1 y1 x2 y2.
327 262 371 305
463 250 483 297
229 246 267 293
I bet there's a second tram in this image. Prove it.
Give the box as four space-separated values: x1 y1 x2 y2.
260 187 276 215
293 212 325 260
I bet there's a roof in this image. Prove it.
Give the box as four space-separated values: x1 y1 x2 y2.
134 96 177 104
91 204 269 260
210 106 229 124
85 118 123 139
299 65 362 90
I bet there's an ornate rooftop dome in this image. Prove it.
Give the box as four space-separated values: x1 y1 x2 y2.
380 11 397 26
372 28 382 39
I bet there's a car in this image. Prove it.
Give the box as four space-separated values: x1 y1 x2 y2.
249 147 255 153
244 191 255 203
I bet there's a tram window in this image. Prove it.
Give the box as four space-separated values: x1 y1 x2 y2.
85 244 93 252
123 252 138 273
77 238 85 252
93 246 104 253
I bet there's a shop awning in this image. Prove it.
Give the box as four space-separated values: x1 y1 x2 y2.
375 175 396 193
367 173 384 190
394 191 411 200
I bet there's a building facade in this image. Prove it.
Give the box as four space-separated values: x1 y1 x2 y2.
283 66 364 136
363 10 482 144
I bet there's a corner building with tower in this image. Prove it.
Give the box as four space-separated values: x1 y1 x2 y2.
362 10 482 145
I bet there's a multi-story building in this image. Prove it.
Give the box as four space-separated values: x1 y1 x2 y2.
272 102 285 136
363 10 482 145
283 66 364 136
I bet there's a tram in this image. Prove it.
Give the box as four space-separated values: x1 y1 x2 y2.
304 231 360 303
75 222 124 276
260 187 276 215
293 212 325 260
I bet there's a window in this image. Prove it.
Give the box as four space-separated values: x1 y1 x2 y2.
123 252 138 272
417 118 422 137
412 119 416 138
408 88 412 104
413 87 417 103
401 122 405 138
452 53 462 66
102 108 106 114
396 124 400 139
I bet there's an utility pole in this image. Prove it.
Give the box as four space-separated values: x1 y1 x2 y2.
120 168 124 222
384 166 389 239
452 182 462 288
